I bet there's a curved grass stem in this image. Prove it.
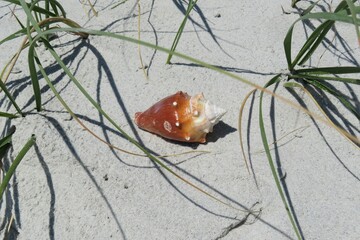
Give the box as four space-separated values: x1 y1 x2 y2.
0 135 36 200
259 75 302 240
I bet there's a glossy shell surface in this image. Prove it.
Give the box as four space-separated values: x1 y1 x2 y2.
134 91 226 143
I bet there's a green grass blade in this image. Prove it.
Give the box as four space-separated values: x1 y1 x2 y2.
0 126 16 165
166 0 198 64
11 8 26 29
295 66 360 75
0 127 16 165
0 126 16 148
259 74 302 240
345 0 360 44
0 78 24 116
3 0 57 17
291 73 360 84
304 78 360 119
285 0 357 71
298 11 359 25
20 0 81 111
45 0 50 19
0 29 27 46
48 0 59 16
0 112 18 119
30 27 256 89
284 24 294 70
301 0 320 15
28 50 42 111
291 0 301 8
0 134 36 200
297 21 334 66
44 0 50 39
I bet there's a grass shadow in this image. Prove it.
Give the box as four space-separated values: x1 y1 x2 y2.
269 83 305 239
287 86 360 182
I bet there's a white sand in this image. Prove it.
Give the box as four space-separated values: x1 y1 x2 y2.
0 0 359 239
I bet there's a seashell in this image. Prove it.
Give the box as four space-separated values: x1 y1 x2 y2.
134 91 226 143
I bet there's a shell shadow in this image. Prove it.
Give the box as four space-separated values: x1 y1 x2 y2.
206 121 237 143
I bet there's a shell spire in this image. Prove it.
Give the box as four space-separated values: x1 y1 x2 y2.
134 91 226 143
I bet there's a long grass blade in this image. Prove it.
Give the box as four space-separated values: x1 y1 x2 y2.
303 78 360 120
345 0 360 45
0 29 27 46
0 112 18 119
166 0 198 64
259 74 302 240
0 127 16 168
290 73 360 84
297 21 334 66
238 89 257 174
284 0 357 71
301 0 320 15
4 0 57 17
284 82 360 148
28 51 42 111
0 78 24 116
0 126 16 149
295 66 360 75
0 134 35 199
284 24 294 70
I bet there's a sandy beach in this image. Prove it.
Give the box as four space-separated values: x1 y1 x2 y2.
0 0 359 239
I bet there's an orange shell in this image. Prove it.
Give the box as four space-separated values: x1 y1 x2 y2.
134 91 226 143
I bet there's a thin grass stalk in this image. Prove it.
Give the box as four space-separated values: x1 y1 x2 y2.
166 0 198 64
290 73 360 84
294 66 360 75
45 0 50 41
252 125 310 155
0 112 17 118
345 0 360 45
259 75 302 240
0 78 23 116
3 0 64 17
238 89 257 174
0 127 16 148
48 0 60 16
11 8 26 29
297 21 334 66
284 82 359 148
302 78 360 119
137 1 148 80
0 135 36 199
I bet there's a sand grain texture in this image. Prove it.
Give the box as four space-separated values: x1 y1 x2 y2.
0 0 359 239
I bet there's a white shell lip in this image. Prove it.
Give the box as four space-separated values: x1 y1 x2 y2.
190 93 226 134
204 100 226 132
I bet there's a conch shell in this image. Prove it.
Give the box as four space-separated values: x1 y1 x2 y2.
134 91 226 143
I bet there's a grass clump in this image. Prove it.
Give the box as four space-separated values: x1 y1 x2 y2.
239 1 359 239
